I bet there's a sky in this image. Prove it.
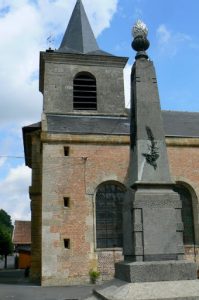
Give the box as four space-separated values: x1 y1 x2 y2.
0 0 198 223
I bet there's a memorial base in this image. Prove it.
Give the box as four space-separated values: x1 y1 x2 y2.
115 260 197 283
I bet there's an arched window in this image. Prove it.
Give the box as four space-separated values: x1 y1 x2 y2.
174 185 195 245
96 182 125 248
73 72 97 110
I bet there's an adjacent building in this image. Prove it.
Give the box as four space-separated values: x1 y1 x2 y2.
12 220 31 269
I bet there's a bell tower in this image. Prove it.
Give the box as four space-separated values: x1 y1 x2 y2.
37 0 128 286
39 0 128 117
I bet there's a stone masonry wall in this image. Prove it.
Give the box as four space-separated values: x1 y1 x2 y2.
29 131 42 282
42 57 126 116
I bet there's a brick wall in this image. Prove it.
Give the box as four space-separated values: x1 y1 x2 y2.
31 135 199 286
97 250 123 281
167 142 199 265
40 141 128 285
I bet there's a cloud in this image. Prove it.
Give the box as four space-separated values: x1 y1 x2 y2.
157 24 171 45
84 0 118 36
0 2 43 126
0 164 31 222
0 0 118 127
0 157 7 168
0 0 119 221
156 24 191 57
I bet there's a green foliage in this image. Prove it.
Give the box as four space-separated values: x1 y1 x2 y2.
0 209 13 234
0 210 13 268
0 227 13 257
89 269 100 283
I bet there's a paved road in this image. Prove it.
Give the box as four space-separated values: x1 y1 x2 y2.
0 270 94 300
0 284 94 300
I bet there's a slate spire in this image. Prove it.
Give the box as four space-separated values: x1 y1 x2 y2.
58 0 108 55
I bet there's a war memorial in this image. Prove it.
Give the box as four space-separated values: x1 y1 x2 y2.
85 20 199 300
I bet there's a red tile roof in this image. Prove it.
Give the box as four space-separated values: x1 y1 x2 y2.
12 220 31 245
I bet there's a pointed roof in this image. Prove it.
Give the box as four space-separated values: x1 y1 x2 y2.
58 0 112 56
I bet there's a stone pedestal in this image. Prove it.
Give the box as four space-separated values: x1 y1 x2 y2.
123 184 185 263
115 260 197 283
118 184 198 284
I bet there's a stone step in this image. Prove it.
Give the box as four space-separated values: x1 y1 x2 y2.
84 279 199 300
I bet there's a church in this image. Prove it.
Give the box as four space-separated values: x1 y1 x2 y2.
23 0 199 286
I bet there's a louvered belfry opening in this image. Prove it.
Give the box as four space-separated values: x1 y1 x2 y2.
73 72 97 110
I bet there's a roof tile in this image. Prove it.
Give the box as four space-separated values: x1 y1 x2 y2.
12 220 31 245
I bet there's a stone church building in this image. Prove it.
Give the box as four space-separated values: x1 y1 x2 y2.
23 0 199 286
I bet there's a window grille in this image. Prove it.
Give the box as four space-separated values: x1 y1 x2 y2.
96 183 125 248
174 185 195 245
73 72 97 110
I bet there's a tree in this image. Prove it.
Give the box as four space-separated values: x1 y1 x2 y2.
0 209 13 233
0 228 13 268
0 210 13 268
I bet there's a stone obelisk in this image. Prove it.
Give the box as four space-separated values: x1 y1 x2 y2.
115 20 197 283
85 21 199 300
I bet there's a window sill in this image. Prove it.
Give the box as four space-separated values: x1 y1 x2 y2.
95 247 123 252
